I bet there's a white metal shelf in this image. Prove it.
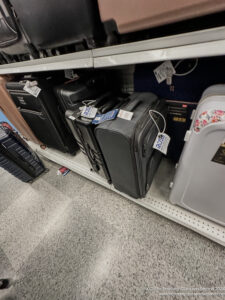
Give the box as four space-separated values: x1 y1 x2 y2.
29 142 225 247
1 26 225 74
0 50 93 74
93 26 225 67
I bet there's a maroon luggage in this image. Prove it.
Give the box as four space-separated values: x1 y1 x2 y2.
97 0 225 34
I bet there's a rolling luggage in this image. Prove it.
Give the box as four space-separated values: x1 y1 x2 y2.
97 0 225 35
0 75 41 145
54 74 107 112
6 76 78 154
0 123 45 182
0 0 35 63
65 94 127 182
10 0 105 54
95 93 166 198
170 85 225 226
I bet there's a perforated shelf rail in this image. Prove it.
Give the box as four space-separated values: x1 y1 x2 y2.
28 142 225 247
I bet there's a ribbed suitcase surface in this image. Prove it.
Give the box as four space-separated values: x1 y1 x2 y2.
0 154 33 182
0 124 45 182
65 94 126 182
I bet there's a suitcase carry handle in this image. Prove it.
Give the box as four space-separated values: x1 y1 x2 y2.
99 99 116 114
125 98 142 112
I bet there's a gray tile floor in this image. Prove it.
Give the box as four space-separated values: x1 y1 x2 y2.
0 158 225 300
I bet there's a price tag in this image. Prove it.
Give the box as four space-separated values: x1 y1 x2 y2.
92 109 119 124
81 106 98 119
117 109 133 120
153 132 171 155
154 61 175 84
64 70 77 80
23 81 41 98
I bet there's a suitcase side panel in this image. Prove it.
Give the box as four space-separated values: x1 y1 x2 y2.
170 91 225 225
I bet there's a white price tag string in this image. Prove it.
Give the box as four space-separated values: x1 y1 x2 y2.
82 100 96 107
150 110 170 155
149 109 166 133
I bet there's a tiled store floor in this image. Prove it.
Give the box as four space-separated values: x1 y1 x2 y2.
0 158 225 300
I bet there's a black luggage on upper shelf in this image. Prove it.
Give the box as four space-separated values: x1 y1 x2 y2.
10 0 106 55
6 76 79 154
95 93 167 198
65 93 127 182
0 123 45 182
0 0 36 63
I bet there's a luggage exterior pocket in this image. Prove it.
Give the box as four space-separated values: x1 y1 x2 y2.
19 108 68 153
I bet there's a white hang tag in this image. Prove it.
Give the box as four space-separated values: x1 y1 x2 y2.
29 80 38 87
117 109 133 120
69 115 76 121
154 61 176 84
153 132 171 155
64 69 77 80
23 81 41 98
81 106 98 119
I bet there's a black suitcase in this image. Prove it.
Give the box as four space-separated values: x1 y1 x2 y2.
166 100 197 162
10 0 105 54
95 93 166 198
0 123 45 182
6 76 79 154
54 74 107 112
0 0 35 63
65 93 127 182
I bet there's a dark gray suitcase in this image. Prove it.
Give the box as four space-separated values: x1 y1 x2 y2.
95 93 166 198
0 123 45 182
